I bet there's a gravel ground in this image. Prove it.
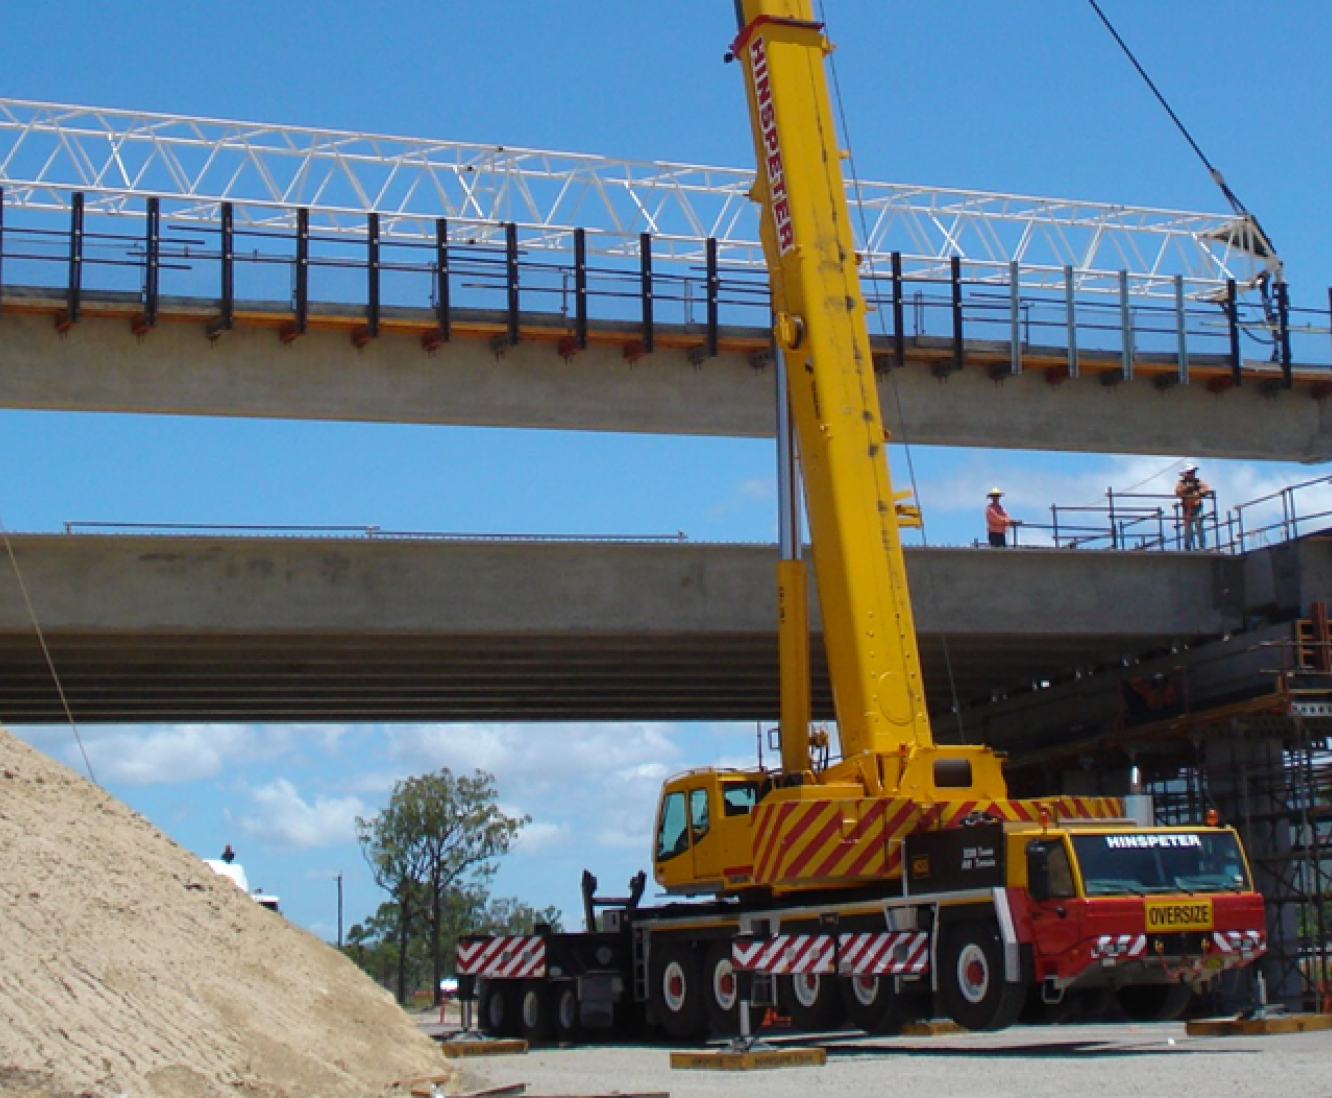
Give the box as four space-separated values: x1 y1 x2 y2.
449 1023 1332 1098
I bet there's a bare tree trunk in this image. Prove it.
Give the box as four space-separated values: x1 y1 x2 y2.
395 891 412 1005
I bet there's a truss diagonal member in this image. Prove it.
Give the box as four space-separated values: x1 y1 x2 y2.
0 97 1275 298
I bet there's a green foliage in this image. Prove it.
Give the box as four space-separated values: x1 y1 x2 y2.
352 767 552 1003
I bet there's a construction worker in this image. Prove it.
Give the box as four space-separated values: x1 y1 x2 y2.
985 488 1020 547
1175 464 1212 550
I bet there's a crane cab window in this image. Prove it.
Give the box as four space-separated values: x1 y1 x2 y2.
689 787 710 841
722 782 758 817
656 791 689 862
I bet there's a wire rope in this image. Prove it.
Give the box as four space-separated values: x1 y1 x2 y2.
0 517 98 783
817 1 970 743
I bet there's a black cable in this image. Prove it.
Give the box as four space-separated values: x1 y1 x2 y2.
820 1 970 744
1086 0 1249 216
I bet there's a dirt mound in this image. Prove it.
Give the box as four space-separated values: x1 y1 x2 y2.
0 727 447 1098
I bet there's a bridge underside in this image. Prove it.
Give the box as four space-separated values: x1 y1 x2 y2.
0 534 1240 725
0 628 1177 725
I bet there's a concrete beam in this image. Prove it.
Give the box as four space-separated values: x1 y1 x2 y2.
0 534 1243 723
3 303 1332 461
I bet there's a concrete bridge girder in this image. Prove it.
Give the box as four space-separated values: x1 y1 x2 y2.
3 304 1332 461
0 534 1244 725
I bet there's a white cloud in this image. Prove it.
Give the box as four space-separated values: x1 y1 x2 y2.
76 724 258 785
382 721 683 794
240 778 366 850
511 819 568 854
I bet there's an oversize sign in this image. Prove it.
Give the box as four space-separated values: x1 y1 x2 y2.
1144 899 1213 932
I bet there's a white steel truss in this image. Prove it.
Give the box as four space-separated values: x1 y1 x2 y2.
0 98 1277 298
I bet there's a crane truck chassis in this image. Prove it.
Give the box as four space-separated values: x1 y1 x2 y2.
456 0 1268 1043
458 812 1265 1043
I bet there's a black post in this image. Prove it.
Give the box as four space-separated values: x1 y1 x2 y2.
66 191 85 327
1226 278 1241 387
950 254 964 373
336 873 344 950
143 195 160 329
218 201 235 334
293 207 309 335
640 231 654 354
366 211 380 339
1276 280 1293 388
505 221 520 345
706 236 720 359
574 227 588 350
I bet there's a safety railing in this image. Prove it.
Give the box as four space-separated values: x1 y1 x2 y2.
1004 475 1332 554
60 521 691 544
2 189 1329 382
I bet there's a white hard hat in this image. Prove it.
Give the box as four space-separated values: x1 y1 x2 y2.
1182 462 1198 474
987 487 1004 497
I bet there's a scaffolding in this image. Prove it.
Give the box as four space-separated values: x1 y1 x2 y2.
1138 610 1332 1012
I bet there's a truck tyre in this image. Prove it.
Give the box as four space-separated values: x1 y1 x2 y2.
518 979 554 1043
939 922 1026 1032
651 942 708 1041
779 973 846 1033
478 979 518 1037
703 942 740 1036
840 975 926 1035
553 982 581 1043
1115 982 1193 1022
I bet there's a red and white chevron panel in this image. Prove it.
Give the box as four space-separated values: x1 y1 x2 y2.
455 935 547 979
1212 930 1266 957
838 931 930 976
1092 934 1147 960
732 934 835 975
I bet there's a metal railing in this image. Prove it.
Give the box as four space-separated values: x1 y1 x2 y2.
1 188 1327 383
1004 475 1332 554
60 521 692 544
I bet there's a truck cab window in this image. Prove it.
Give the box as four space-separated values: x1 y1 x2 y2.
655 791 689 862
1046 841 1075 898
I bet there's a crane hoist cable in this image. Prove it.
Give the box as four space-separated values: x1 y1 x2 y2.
0 516 98 784
1086 0 1281 295
1086 0 1251 217
817 1 971 744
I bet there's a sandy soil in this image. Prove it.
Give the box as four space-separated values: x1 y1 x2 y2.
0 727 450 1098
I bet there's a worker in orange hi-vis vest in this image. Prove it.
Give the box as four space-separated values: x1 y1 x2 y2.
1175 463 1212 550
985 487 1021 547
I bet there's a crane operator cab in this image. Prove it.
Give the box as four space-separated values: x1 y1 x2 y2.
654 769 763 895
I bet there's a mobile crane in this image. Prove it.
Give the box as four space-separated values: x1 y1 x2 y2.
457 0 1268 1043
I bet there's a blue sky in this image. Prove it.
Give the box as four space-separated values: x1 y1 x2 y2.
3 3 1332 943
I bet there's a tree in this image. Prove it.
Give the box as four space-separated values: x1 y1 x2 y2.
356 768 529 1004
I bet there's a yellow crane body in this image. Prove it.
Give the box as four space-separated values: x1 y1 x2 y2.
651 0 1128 900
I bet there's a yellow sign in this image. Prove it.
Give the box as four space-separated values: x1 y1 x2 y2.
1144 898 1213 932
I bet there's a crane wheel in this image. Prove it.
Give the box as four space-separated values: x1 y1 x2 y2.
651 941 708 1041
840 974 927 1035
552 982 582 1043
518 979 554 1043
703 941 740 1036
478 979 519 1037
939 921 1026 1032
1115 982 1193 1022
779 972 846 1033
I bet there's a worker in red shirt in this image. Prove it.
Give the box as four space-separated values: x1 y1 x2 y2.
985 488 1020 547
